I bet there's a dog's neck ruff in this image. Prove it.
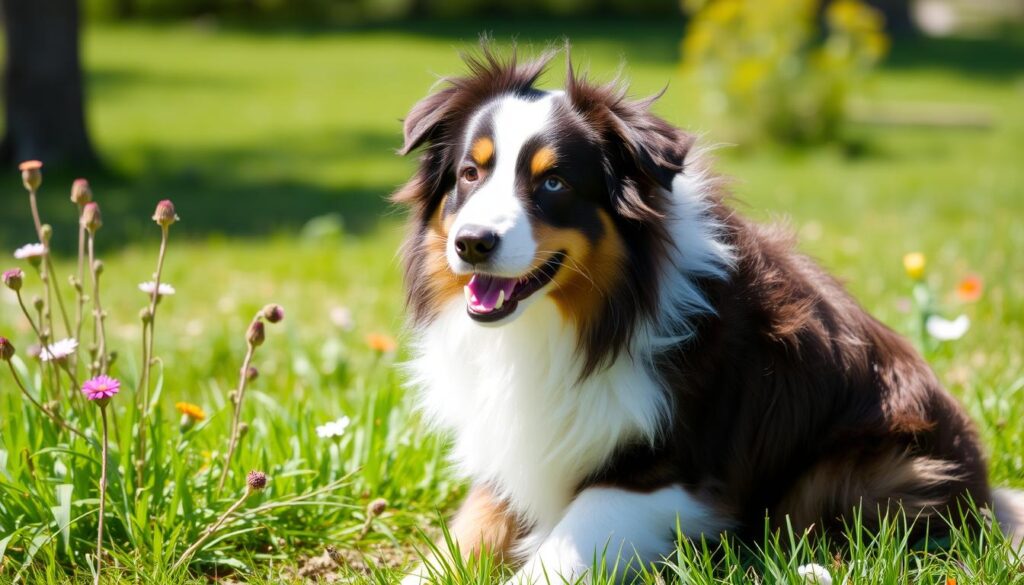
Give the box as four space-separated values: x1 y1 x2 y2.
407 160 734 537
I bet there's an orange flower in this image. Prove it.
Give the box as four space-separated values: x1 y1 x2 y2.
947 578 957 585
366 333 397 354
175 401 206 421
956 274 982 303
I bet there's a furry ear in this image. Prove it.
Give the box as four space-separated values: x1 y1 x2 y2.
566 57 694 222
399 86 458 156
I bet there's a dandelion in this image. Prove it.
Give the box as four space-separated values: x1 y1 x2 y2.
71 178 92 205
3 268 23 291
14 242 47 264
316 416 351 439
797 563 834 585
956 274 983 303
902 252 926 280
926 314 970 341
366 333 397 354
138 281 176 297
40 338 78 362
82 374 120 401
19 160 42 191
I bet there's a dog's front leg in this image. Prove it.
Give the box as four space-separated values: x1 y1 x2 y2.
402 484 521 584
507 485 723 585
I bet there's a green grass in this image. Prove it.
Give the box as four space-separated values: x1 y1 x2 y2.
1 18 1023 583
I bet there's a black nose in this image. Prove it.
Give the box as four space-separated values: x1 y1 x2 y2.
454 225 500 264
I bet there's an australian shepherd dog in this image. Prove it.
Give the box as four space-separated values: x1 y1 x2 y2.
392 47 1024 583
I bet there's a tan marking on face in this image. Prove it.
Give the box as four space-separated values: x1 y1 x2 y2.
470 137 494 166
530 146 557 177
533 210 626 325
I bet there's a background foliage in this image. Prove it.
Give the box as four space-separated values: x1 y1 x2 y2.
683 0 889 144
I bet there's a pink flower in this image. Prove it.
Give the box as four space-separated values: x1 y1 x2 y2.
82 375 120 401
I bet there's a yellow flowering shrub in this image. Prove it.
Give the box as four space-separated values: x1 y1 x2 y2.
682 0 888 145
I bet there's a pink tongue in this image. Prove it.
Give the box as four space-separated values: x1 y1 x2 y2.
467 274 517 313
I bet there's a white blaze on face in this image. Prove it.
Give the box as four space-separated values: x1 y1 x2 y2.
447 93 557 277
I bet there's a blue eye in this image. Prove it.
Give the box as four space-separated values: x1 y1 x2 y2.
542 177 566 192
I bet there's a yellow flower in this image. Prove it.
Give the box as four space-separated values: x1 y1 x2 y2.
902 252 926 280
366 333 397 354
175 401 206 421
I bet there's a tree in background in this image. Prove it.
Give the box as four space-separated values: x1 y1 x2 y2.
681 0 889 146
1 0 98 166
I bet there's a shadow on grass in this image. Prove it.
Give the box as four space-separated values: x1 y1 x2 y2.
885 30 1024 79
1 130 407 253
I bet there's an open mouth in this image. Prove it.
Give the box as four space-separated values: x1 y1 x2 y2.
464 252 566 323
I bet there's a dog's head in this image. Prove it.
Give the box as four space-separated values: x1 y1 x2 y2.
395 46 696 374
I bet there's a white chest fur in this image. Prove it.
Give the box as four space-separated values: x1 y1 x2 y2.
408 298 670 534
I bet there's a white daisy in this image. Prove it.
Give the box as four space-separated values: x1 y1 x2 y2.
40 338 78 362
329 306 354 331
316 416 351 439
797 563 834 585
13 243 47 260
138 281 176 296
926 314 970 341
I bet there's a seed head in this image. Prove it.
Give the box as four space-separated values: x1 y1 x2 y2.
71 178 92 205
152 199 179 227
40 224 52 244
92 259 104 275
81 202 102 232
246 470 268 491
32 295 44 311
368 498 388 518
238 422 249 438
246 320 265 347
261 304 284 324
3 268 23 291
0 337 14 361
19 160 42 191
244 365 259 381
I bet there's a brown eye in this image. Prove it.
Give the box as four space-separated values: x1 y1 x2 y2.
461 167 479 183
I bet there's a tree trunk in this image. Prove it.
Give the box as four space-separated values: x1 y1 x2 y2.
0 0 99 167
865 0 917 35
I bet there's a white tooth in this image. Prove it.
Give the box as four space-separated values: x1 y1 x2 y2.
464 286 472 305
496 289 505 310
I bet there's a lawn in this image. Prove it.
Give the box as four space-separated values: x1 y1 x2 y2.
1 17 1023 583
